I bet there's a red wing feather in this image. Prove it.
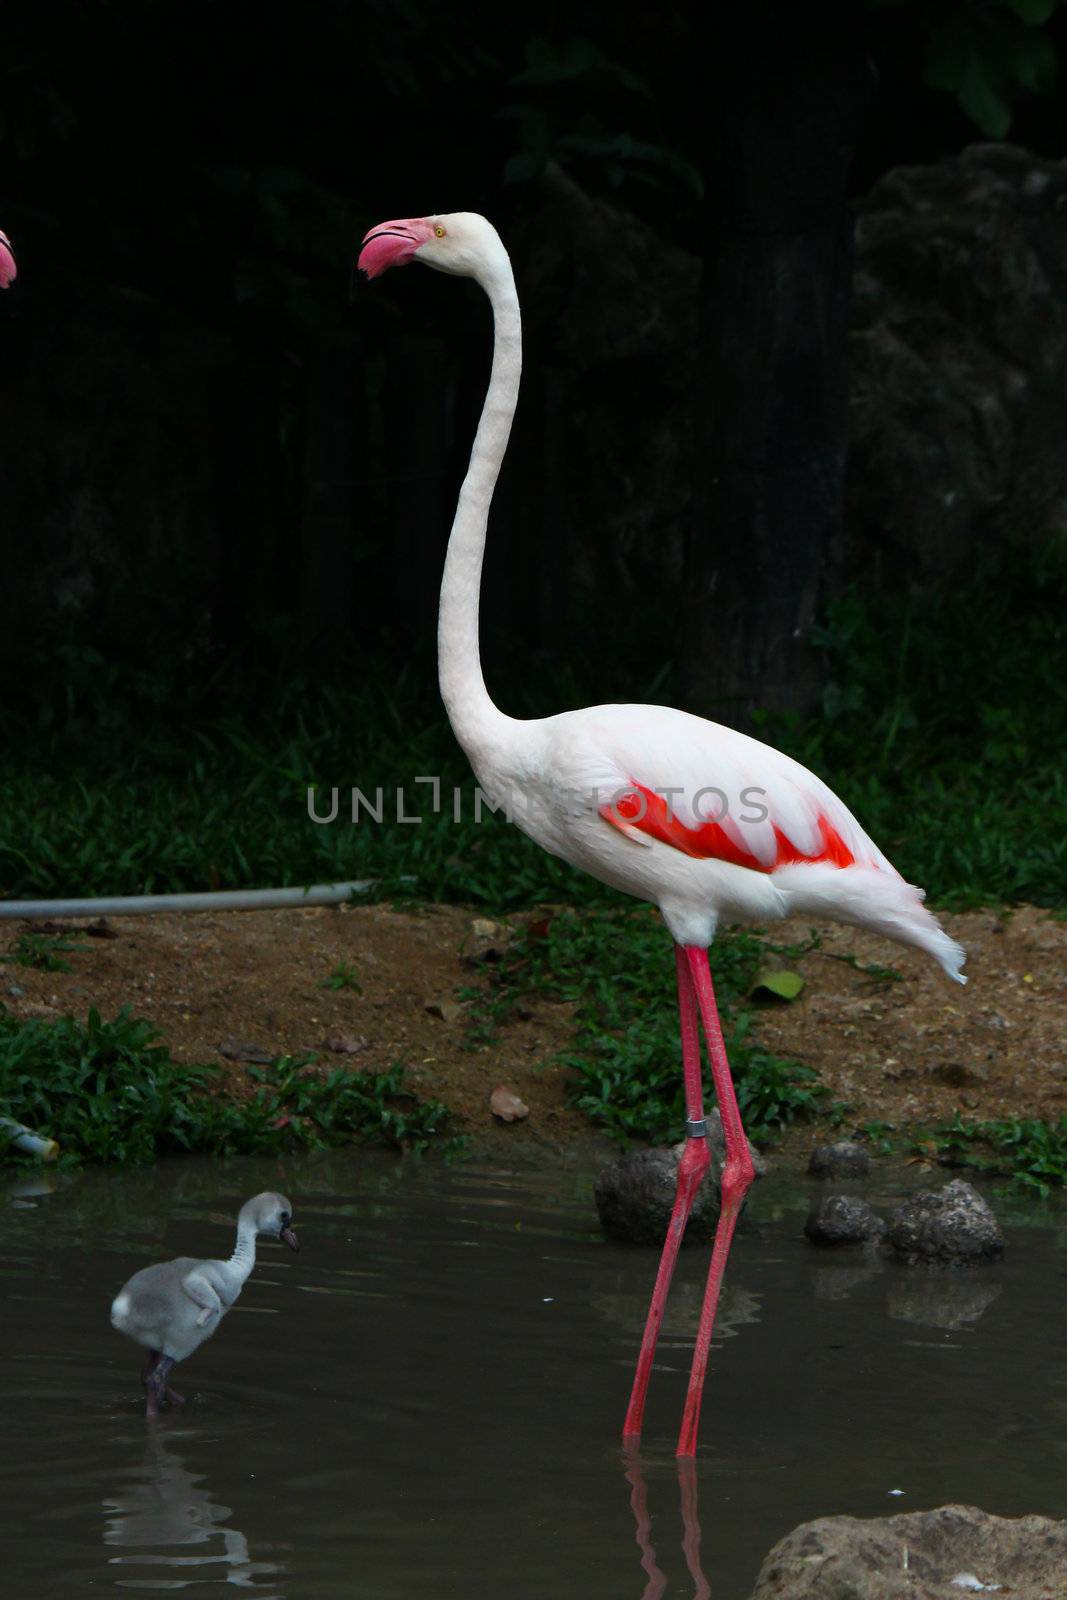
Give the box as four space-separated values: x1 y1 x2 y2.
600 782 855 873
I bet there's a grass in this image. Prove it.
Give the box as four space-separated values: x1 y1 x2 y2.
1 535 1066 912
0 929 88 973
0 1004 454 1167
823 1109 1067 1195
320 962 362 992
920 1116 1067 1198
462 908 824 1146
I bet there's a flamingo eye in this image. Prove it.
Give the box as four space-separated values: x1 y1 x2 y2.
434 224 446 238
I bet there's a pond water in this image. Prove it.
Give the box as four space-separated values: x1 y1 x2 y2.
1 1150 1065 1599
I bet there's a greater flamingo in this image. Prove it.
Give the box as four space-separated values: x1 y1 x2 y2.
110 1193 299 1416
0 231 16 289
358 212 965 1457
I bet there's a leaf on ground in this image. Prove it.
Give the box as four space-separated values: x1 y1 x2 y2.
748 967 805 1003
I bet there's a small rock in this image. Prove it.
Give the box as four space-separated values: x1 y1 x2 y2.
463 919 507 967
595 1126 765 1247
85 918 118 939
219 1038 274 1065
805 1194 885 1247
888 1179 1005 1265
490 1086 529 1123
934 1061 989 1087
324 1033 369 1054
6 983 25 998
425 999 464 1025
808 1141 871 1179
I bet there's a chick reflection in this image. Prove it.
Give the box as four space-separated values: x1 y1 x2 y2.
103 1428 284 1594
625 1450 711 1600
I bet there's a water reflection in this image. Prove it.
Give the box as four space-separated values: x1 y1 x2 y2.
625 1451 711 1600
103 1429 285 1595
596 1279 762 1349
887 1275 1003 1331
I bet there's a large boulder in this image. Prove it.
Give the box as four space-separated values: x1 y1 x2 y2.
887 1180 1004 1265
595 1113 765 1246
809 1141 872 1179
805 1193 885 1247
750 1504 1067 1599
848 144 1067 589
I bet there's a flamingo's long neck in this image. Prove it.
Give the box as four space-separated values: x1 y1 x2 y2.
437 247 522 761
225 1214 258 1287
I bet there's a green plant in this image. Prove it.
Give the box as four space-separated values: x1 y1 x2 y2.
925 1114 1067 1196
1 929 87 973
824 953 903 983
320 963 362 993
0 1004 454 1167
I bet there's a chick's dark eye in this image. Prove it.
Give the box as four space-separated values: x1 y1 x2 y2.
280 1212 291 1227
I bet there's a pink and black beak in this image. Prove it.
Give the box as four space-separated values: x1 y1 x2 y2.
357 217 434 280
0 231 17 290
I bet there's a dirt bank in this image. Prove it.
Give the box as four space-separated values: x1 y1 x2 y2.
2 902 1064 1152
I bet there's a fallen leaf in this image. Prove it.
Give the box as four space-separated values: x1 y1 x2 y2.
749 967 805 1002
426 999 464 1025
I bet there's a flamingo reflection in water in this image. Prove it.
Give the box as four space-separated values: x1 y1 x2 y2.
626 1450 711 1600
103 1427 285 1595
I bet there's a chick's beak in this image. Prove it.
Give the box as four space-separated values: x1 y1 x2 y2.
281 1226 299 1252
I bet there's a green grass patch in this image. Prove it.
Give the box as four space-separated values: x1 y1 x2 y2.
319 962 362 992
1 929 88 973
924 1115 1067 1197
0 1005 454 1167
1 535 1066 912
463 908 824 1145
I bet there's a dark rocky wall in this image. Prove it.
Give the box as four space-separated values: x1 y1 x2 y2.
2 144 1064 688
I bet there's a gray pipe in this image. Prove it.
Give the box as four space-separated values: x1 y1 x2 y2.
0 1118 59 1160
0 879 395 919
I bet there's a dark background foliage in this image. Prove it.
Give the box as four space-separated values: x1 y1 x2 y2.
3 0 1066 714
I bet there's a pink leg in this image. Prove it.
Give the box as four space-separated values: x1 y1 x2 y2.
622 946 711 1440
676 946 755 1458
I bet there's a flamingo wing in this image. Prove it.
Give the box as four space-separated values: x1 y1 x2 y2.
560 702 896 881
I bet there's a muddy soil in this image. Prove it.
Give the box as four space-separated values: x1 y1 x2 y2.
2 902 1064 1151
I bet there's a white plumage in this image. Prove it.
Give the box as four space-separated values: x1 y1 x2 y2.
110 1191 298 1414
358 210 965 1456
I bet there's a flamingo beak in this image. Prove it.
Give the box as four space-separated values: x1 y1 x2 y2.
280 1224 299 1251
0 232 17 289
357 218 432 280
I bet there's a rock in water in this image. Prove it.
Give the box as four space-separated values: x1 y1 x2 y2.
595 1121 765 1246
808 1141 871 1179
749 1504 1067 1599
595 1147 719 1246
805 1194 885 1246
887 1180 1004 1265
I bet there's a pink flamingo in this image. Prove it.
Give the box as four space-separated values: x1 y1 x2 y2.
358 212 966 1457
0 231 16 289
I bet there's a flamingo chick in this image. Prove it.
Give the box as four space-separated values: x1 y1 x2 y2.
357 212 965 1456
0 231 17 289
110 1192 299 1416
